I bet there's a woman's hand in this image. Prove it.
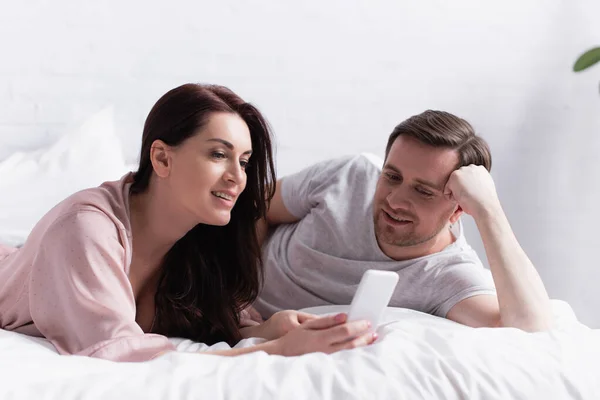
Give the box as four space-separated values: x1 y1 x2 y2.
244 305 264 323
206 313 376 358
243 310 317 340
270 313 377 356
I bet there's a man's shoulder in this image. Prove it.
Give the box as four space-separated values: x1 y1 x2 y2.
357 152 384 170
399 222 484 269
344 153 383 172
421 239 486 274
330 153 382 182
291 153 381 189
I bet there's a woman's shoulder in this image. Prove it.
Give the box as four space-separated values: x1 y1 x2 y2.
67 173 132 215
60 173 131 217
28 173 134 244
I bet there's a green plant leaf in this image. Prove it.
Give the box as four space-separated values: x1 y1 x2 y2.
574 47 600 72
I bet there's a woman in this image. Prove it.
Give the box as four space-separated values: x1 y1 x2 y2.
0 84 376 361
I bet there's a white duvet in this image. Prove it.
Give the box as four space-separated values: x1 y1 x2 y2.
1 302 598 400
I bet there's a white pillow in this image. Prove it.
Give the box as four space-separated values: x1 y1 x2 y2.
360 152 384 169
0 107 131 245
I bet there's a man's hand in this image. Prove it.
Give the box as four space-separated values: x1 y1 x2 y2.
444 165 502 218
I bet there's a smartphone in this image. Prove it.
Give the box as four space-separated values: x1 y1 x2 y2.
346 270 399 331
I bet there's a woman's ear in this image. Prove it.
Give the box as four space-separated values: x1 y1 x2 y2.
149 140 172 178
449 205 463 224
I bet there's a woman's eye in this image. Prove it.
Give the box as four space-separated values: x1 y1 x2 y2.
240 160 249 169
211 152 226 159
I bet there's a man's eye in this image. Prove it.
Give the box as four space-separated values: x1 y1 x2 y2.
416 187 434 197
385 173 401 181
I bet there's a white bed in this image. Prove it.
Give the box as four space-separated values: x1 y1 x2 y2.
0 304 598 399
1 110 599 399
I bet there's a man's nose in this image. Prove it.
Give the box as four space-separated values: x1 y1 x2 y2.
386 187 411 210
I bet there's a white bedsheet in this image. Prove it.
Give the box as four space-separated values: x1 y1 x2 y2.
0 302 598 400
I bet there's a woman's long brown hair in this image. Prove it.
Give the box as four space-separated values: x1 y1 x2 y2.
130 84 276 345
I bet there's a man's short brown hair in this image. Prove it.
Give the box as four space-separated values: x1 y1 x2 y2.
385 110 492 171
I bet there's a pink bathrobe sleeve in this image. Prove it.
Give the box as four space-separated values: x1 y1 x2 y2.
28 207 176 362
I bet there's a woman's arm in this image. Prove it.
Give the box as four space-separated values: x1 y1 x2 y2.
29 208 176 361
239 310 317 340
209 313 375 357
157 313 376 358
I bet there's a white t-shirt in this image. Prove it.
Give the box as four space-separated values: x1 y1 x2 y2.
255 154 496 318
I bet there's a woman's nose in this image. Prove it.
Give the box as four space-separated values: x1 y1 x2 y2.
224 162 244 184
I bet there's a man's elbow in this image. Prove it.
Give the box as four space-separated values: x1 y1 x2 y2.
256 218 270 246
497 313 554 332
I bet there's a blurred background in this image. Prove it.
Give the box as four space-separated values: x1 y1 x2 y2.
0 0 599 327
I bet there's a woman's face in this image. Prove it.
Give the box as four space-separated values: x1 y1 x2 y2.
157 112 252 226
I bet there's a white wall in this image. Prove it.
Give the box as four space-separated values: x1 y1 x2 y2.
1 0 599 326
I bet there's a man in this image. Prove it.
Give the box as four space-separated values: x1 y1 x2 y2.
254 110 551 332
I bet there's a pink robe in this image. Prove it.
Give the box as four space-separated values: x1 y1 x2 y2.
0 174 257 362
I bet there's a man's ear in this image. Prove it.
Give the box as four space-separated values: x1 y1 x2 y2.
449 205 463 224
149 139 172 178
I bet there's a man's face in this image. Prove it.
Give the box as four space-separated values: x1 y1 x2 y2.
373 136 461 254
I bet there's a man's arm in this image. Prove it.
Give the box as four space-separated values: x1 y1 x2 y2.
444 165 552 332
257 157 354 245
446 295 501 328
267 179 301 225
256 179 301 245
